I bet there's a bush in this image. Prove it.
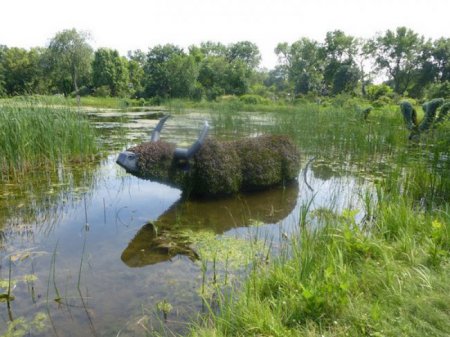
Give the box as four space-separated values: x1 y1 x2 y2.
373 95 394 107
426 81 450 100
239 94 270 105
366 84 394 101
77 86 93 97
93 85 111 97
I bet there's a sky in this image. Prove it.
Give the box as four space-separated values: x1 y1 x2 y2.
1 0 449 69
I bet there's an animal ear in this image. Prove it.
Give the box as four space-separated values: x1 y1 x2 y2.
151 115 171 142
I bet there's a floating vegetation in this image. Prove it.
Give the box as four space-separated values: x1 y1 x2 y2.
1 313 49 337
190 230 268 269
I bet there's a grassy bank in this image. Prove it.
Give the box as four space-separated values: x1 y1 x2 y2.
189 191 449 337
0 100 97 178
186 98 449 336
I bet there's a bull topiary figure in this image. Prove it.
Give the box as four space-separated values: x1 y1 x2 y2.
116 116 301 197
400 98 449 140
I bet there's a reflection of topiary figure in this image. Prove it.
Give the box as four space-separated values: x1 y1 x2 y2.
121 183 300 267
116 116 301 197
400 98 448 140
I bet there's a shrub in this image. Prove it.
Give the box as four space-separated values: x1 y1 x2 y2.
93 85 111 97
373 95 394 107
366 84 394 101
425 81 450 100
239 94 270 105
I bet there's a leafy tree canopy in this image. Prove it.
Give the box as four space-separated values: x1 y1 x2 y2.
47 28 93 95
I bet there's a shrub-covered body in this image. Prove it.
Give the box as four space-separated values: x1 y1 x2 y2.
121 135 301 197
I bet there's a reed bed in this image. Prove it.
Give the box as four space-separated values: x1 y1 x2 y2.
0 101 97 178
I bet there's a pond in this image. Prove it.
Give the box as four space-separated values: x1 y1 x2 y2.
0 108 372 336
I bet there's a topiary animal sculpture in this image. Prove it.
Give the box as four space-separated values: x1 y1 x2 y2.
400 98 449 140
116 116 301 197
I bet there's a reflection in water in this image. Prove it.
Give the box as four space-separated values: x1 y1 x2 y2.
311 161 341 181
0 160 100 248
122 183 299 267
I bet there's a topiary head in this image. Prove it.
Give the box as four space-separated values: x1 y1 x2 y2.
116 150 140 173
116 115 209 185
126 141 175 181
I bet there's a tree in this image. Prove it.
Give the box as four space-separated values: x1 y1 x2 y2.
47 28 93 95
432 38 450 82
322 30 360 94
0 45 7 96
369 27 424 95
331 64 360 94
356 38 377 96
166 54 198 98
198 41 227 58
196 56 228 99
143 44 198 98
92 48 129 96
227 41 261 69
275 38 323 95
264 65 290 93
407 40 437 97
127 50 145 98
0 47 47 95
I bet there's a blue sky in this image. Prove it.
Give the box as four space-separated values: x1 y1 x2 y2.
1 0 449 68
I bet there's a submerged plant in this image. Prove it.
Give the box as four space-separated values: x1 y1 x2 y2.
1 313 49 337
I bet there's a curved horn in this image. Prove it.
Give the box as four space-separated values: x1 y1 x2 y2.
151 115 171 142
174 121 209 160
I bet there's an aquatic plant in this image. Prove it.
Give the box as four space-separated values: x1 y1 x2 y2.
1 313 48 337
156 299 173 322
0 100 97 178
189 198 450 337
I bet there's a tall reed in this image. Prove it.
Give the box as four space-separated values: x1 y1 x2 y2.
0 101 97 178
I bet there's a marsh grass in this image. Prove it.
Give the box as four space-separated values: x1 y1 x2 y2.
0 100 97 178
187 98 449 337
204 100 407 160
189 196 449 337
205 99 448 204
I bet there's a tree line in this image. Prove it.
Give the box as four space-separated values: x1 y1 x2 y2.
0 27 449 100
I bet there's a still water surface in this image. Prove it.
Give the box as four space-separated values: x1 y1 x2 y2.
0 109 370 336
